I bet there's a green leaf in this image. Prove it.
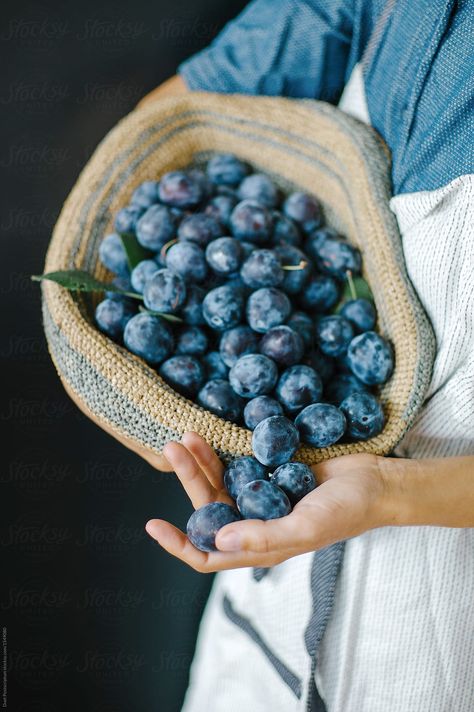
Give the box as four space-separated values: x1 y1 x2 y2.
119 233 153 270
139 305 183 323
333 274 374 314
340 275 373 303
31 270 143 300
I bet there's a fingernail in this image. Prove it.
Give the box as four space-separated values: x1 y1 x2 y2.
217 531 242 551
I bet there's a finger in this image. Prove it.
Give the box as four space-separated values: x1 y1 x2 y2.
181 432 225 490
146 519 211 570
145 519 278 572
312 459 337 485
162 441 215 508
139 450 174 472
215 510 324 555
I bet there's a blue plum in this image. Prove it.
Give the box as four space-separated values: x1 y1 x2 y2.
237 480 291 520
158 170 204 208
202 351 229 380
324 372 370 405
205 194 238 227
136 204 177 250
165 241 207 283
130 259 158 293
175 326 209 356
178 213 222 247
143 269 187 313
123 313 174 365
99 233 129 277
304 227 338 262
187 502 241 552
206 237 243 276
240 249 284 289
219 325 259 367
246 288 291 333
237 173 279 208
207 154 249 187
230 200 273 244
114 205 144 234
341 298 376 332
243 396 284 430
229 354 278 398
282 192 322 234
197 379 244 423
259 325 304 367
159 355 205 397
304 348 335 384
202 285 244 331
271 462 316 504
314 234 362 280
295 403 346 447
299 274 340 311
215 185 239 199
340 391 385 440
224 456 268 500
286 312 314 349
252 415 300 467
271 211 301 247
274 245 311 294
180 285 206 325
130 180 159 209
316 315 354 357
187 168 214 201
347 331 394 385
95 298 135 340
276 365 323 414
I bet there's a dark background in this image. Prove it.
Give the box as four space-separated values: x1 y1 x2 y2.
1 1 247 710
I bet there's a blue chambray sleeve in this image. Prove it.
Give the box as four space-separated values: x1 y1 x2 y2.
178 0 354 102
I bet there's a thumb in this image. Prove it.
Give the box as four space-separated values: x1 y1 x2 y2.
215 511 318 554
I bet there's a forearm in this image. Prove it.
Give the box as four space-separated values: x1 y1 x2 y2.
137 74 188 108
381 455 474 528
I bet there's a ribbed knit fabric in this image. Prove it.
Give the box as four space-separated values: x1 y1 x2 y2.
182 62 474 712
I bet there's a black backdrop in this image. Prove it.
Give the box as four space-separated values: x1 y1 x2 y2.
1 1 247 710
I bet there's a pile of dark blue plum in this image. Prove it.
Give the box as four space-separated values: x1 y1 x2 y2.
186 456 317 552
95 154 394 548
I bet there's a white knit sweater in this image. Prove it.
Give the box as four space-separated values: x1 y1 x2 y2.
182 67 474 712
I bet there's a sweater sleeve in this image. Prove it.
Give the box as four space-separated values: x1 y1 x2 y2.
178 0 354 102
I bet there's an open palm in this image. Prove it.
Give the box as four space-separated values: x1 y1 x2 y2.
145 432 391 572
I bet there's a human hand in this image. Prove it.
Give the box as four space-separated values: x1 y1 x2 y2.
144 432 394 572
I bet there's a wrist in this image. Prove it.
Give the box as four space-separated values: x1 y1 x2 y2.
377 454 474 528
376 456 421 527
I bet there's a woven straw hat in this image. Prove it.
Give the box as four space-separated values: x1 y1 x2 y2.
41 93 435 464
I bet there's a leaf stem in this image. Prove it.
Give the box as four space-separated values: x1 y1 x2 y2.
160 238 178 263
139 305 182 322
282 260 307 271
346 270 357 300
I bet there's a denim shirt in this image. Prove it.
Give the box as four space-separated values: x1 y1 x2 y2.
179 0 474 195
